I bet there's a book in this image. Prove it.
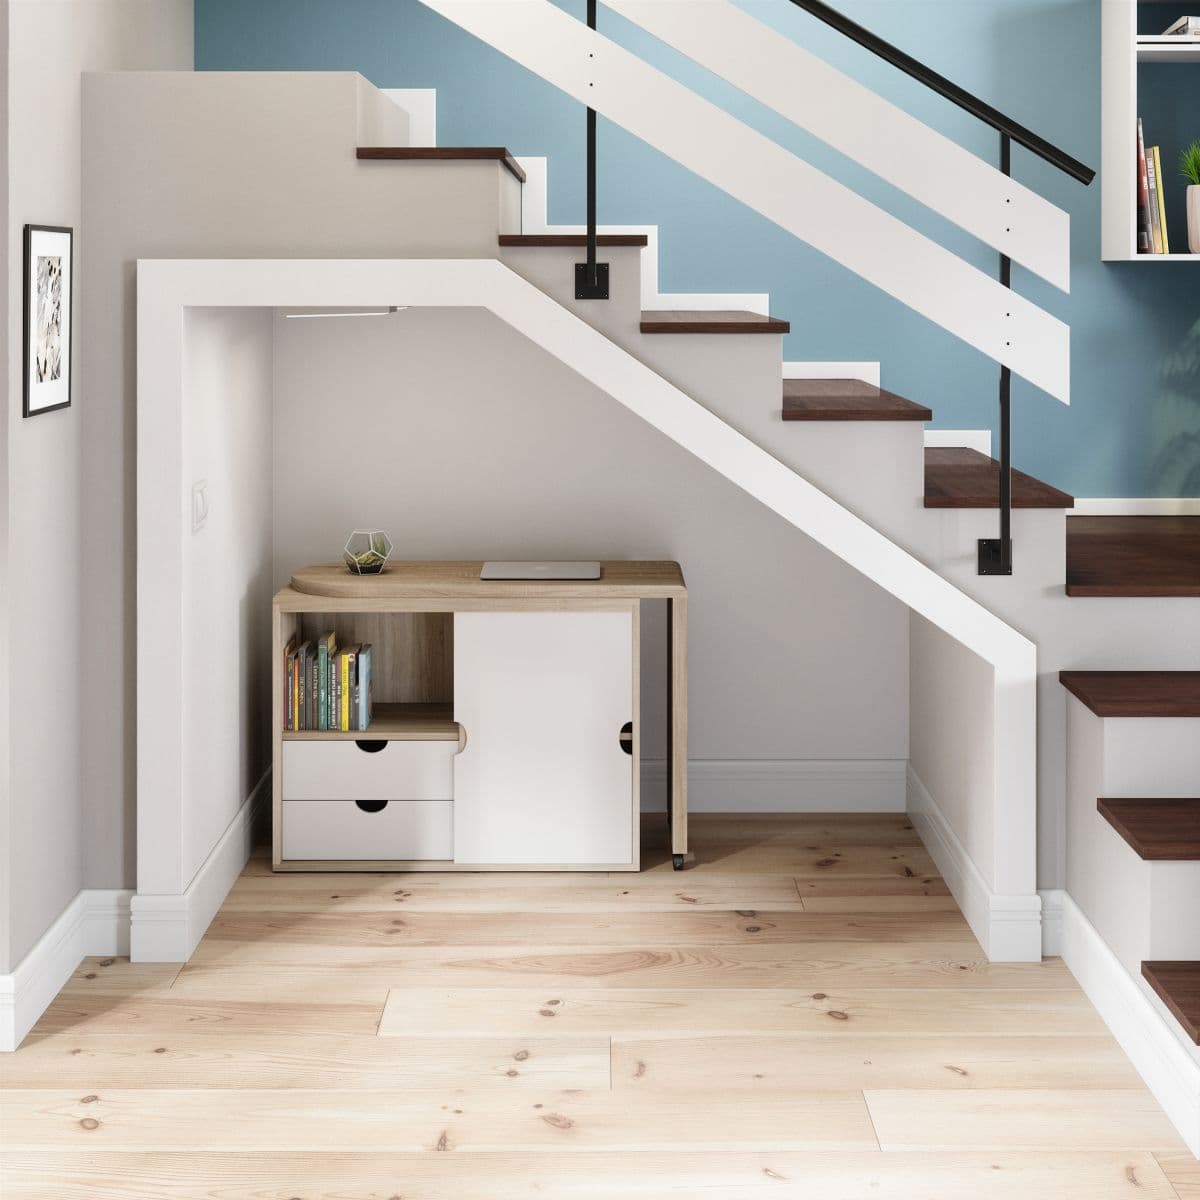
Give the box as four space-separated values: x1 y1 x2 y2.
1146 142 1164 253
297 641 313 730
284 637 296 731
316 632 336 731
1137 119 1152 254
341 645 358 732
357 644 373 732
1163 15 1200 36
1152 145 1170 255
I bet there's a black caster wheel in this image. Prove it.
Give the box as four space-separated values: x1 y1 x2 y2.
672 853 685 871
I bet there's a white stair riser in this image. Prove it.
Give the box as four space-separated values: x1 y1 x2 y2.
1065 697 1200 975
501 242 785 415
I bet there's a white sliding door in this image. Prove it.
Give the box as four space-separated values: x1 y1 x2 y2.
453 608 637 868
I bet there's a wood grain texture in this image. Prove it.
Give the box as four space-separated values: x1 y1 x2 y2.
167 945 1077 999
865 1090 1185 1152
1066 516 1200 597
1059 671 1200 718
5 1152 1174 1200
924 447 1074 509
355 145 527 182
0 1088 878 1152
285 561 686 603
782 378 932 422
188 910 977 960
610 1035 1143 1091
2 816 1175 1197
1097 798 1200 860
1141 961 1200 1044
639 310 790 334
1158 1151 1200 1198
2 1032 609 1090
378 987 1105 1039
223 872 810 912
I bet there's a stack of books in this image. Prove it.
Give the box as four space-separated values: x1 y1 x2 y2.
1137 118 1172 255
283 634 374 732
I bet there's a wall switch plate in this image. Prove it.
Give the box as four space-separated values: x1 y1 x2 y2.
191 480 209 533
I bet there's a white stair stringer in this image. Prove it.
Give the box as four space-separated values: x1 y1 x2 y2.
515 155 771 314
139 255 1039 960
418 0 1070 403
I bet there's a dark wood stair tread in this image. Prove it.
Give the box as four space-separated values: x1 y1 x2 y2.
924 447 1074 509
357 147 526 183
499 234 649 247
1097 798 1200 860
782 379 932 422
1066 516 1200 597
1142 962 1200 1044
640 311 790 334
1059 671 1200 717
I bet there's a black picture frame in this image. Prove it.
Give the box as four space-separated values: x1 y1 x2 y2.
22 223 74 418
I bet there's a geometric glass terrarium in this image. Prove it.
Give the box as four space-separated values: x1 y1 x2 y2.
343 529 393 575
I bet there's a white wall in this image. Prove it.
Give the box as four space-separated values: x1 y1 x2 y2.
272 306 911 779
180 307 274 886
1 0 192 972
908 612 996 885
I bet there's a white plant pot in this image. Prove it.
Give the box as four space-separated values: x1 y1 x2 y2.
1189 186 1200 255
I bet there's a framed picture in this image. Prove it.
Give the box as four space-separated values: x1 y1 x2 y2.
22 224 73 418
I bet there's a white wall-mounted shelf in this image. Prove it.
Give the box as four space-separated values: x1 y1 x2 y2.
1136 36 1200 63
1102 3 1199 261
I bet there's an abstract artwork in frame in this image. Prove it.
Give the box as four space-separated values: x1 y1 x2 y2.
23 224 73 417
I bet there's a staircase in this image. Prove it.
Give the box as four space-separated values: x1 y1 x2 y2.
106 0 1199 1153
352 0 1200 1150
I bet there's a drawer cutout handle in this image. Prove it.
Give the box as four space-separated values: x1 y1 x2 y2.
354 799 389 814
355 740 388 754
619 721 634 756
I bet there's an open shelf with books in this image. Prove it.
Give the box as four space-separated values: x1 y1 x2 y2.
1103 1 1200 261
282 701 460 742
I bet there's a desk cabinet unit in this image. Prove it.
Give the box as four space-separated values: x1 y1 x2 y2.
271 562 688 873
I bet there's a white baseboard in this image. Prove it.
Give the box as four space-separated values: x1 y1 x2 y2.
924 429 993 456
130 770 269 963
0 888 133 1052
782 361 880 386
1071 498 1200 516
1050 889 1200 1156
906 766 1041 962
641 758 906 813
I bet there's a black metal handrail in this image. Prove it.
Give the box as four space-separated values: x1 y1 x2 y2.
787 0 1095 186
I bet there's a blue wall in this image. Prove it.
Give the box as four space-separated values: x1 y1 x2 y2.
195 0 1200 497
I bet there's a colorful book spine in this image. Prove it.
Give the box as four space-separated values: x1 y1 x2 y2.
1137 119 1152 254
1152 145 1170 255
1146 143 1164 254
284 638 296 732
358 644 373 732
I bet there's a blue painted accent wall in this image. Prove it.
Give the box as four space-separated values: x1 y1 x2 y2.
195 0 1200 497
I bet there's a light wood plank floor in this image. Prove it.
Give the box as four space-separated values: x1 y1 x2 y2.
1 813 1192 1198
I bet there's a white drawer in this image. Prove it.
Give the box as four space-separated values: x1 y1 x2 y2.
282 799 453 861
283 740 455 802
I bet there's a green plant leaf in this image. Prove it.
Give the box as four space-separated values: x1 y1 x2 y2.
1180 139 1200 187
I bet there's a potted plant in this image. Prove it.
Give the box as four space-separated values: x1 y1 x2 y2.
343 529 393 575
1182 139 1200 254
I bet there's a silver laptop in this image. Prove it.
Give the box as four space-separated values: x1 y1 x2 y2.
480 561 602 580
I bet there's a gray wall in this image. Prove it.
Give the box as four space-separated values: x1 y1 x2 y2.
82 71 521 895
273 307 910 777
1 0 192 971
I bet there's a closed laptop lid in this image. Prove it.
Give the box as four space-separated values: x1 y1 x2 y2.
480 561 602 580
